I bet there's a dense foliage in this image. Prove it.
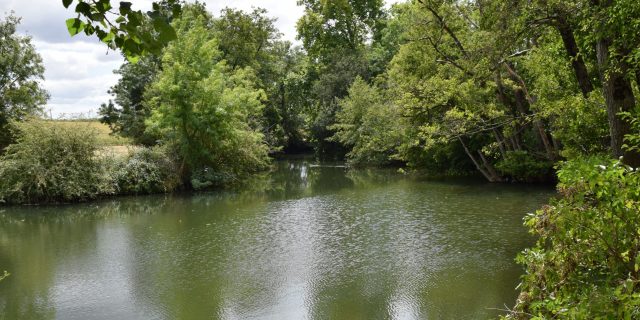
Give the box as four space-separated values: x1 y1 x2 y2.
506 158 640 318
144 6 270 186
0 121 113 204
99 56 160 145
0 15 48 150
112 146 182 194
330 77 403 166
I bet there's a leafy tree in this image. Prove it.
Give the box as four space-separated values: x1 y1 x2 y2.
330 77 404 166
213 7 279 71
296 0 386 61
260 41 311 152
99 55 160 145
211 7 295 152
144 7 269 186
296 0 387 157
0 15 49 151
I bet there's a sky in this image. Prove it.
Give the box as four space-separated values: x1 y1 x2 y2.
1 0 401 118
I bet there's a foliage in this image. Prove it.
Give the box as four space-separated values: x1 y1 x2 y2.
296 0 387 157
296 0 385 61
0 120 114 204
495 151 553 182
330 77 404 166
99 55 160 145
112 146 182 194
213 7 279 71
0 14 49 150
210 7 308 152
506 157 640 318
260 42 310 152
623 112 640 155
0 271 8 282
144 7 270 187
62 0 182 61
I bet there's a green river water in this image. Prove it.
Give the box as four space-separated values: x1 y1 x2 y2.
0 159 553 319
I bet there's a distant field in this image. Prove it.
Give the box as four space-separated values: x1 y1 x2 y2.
44 120 132 147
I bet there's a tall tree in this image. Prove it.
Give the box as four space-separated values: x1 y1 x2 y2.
0 15 49 150
99 56 160 145
296 0 386 157
144 6 269 183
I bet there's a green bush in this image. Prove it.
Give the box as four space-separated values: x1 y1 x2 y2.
506 157 640 319
495 151 554 182
0 120 114 204
112 146 182 194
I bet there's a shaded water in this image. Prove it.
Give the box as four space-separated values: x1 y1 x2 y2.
0 160 553 319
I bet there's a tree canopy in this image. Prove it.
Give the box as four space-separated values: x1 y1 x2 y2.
0 14 48 150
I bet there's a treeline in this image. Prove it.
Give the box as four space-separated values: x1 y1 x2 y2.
99 0 640 184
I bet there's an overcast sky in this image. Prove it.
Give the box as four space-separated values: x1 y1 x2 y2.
1 0 400 118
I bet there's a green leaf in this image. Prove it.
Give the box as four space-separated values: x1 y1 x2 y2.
153 18 177 42
119 2 132 15
75 2 92 16
100 31 115 43
62 0 73 9
65 18 86 36
125 54 140 64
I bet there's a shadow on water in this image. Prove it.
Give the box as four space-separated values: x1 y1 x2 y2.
0 159 554 320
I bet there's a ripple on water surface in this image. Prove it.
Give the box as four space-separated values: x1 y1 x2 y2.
0 160 553 319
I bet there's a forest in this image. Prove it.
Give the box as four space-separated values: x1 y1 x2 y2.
1 0 640 318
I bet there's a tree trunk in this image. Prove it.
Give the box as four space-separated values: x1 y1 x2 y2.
505 63 557 160
596 38 640 167
459 137 501 182
493 129 507 158
555 17 594 97
478 150 502 182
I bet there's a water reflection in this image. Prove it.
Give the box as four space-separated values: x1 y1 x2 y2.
0 160 553 319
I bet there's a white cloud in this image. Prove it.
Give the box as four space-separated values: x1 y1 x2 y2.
1 0 404 117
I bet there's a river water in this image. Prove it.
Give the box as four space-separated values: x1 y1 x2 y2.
0 159 552 319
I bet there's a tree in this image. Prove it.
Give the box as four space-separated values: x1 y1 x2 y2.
99 55 160 145
0 15 49 151
213 7 279 71
296 0 386 157
296 0 386 61
144 7 269 186
259 41 311 152
330 77 404 166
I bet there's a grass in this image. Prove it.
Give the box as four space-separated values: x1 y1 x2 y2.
43 120 131 147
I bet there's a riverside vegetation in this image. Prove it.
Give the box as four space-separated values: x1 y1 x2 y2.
2 0 640 317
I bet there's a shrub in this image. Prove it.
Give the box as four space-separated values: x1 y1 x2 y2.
505 157 640 319
0 120 114 204
112 146 182 194
495 151 554 182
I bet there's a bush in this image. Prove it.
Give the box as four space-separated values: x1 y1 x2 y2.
496 151 554 182
0 120 114 204
505 157 640 319
112 146 182 194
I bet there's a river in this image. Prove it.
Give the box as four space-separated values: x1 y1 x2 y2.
0 159 552 319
